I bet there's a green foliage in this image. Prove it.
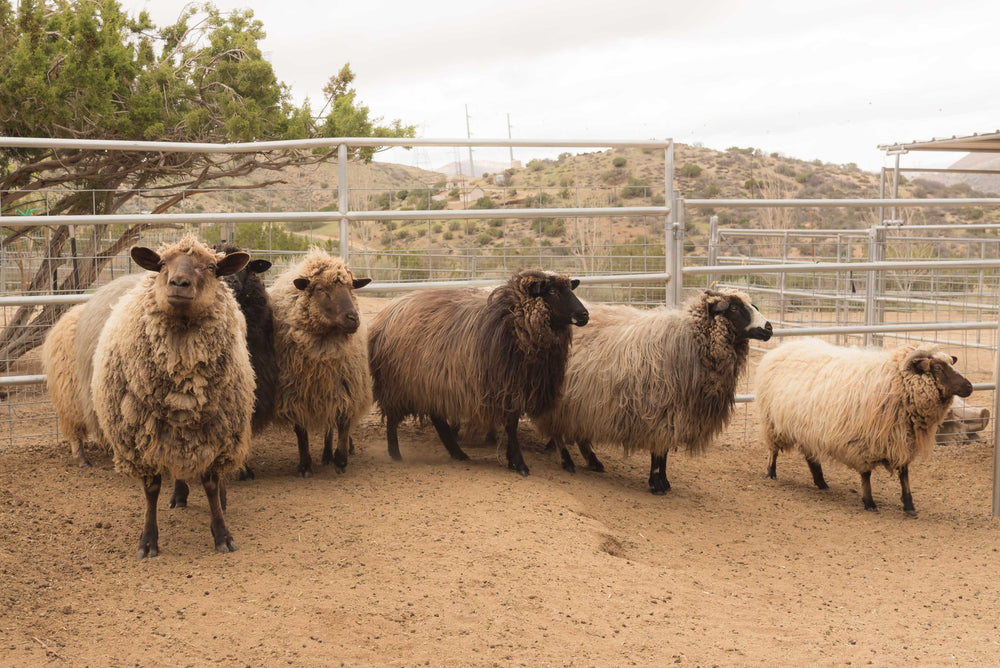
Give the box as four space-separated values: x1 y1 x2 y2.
612 157 627 168
523 192 555 208
527 159 546 172
621 179 650 199
203 222 311 252
534 217 565 237
474 233 493 245
697 184 722 198
677 163 702 178
795 172 813 184
448 188 460 198
470 196 497 209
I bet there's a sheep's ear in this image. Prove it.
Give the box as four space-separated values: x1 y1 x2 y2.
247 259 272 274
353 278 372 289
570 279 580 290
293 278 310 291
911 358 933 374
710 298 730 314
951 355 958 365
131 246 162 272
216 251 250 277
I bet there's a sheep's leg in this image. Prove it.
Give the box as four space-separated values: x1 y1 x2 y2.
138 474 161 560
555 437 576 474
322 427 335 466
860 470 878 512
169 479 190 508
387 414 403 461
202 472 236 554
899 465 917 517
504 415 529 476
543 438 556 452
806 457 828 489
294 424 313 478
237 463 255 481
69 438 91 468
349 437 355 455
332 416 351 474
429 414 471 461
766 450 778 479
648 452 670 495
577 440 604 473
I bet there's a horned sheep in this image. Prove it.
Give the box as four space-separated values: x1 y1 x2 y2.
91 235 255 558
368 268 589 476
534 289 772 494
757 338 973 516
268 248 372 477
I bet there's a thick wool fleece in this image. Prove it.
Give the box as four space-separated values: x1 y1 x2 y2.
535 290 753 458
369 271 575 430
42 304 88 456
92 268 254 480
268 250 372 432
757 338 958 472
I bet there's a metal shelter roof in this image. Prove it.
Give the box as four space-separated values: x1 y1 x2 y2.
879 131 1000 154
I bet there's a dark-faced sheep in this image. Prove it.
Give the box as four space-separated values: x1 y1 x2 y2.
535 289 772 493
91 235 255 558
268 248 372 477
368 269 589 476
758 338 973 516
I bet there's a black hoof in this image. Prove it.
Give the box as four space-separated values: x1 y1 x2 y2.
450 451 471 462
650 488 668 496
298 468 312 478
766 471 777 480
169 497 187 509
863 504 879 513
588 461 605 473
138 537 159 560
562 460 576 474
215 537 237 554
322 452 335 466
333 450 348 473
238 466 255 481
816 481 829 490
508 462 530 477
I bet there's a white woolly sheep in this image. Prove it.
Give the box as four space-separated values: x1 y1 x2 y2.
535 289 771 493
758 338 973 516
91 235 255 558
268 248 372 477
42 273 143 467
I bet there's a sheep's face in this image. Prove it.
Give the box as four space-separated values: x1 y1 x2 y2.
214 243 271 301
293 275 372 335
132 243 250 316
909 353 973 401
522 271 589 328
708 291 772 341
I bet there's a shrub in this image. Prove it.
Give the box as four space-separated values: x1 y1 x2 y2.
442 231 453 240
795 172 813 184
448 220 462 231
448 188 460 198
612 156 627 168
677 163 702 178
523 192 555 208
471 196 497 209
535 217 565 237
527 159 546 172
396 229 411 241
475 233 493 245
697 184 722 198
432 223 443 234
621 179 650 199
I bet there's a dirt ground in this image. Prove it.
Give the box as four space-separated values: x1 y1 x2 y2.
2 392 1000 667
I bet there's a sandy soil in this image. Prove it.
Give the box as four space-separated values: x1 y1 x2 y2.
2 393 1000 667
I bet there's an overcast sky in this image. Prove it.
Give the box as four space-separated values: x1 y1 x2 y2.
122 0 997 173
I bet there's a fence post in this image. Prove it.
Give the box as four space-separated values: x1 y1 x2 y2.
664 142 675 305
338 143 349 262
707 215 719 289
864 224 886 346
993 313 1000 517
669 192 684 307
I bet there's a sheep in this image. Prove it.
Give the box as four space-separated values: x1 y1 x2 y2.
168 242 277 506
41 273 143 468
268 248 372 478
757 338 973 516
534 289 772 494
91 235 255 558
936 396 990 444
368 268 589 476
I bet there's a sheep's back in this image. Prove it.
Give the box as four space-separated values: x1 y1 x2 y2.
92 279 254 480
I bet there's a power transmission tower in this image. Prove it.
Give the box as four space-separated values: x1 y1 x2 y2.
465 104 476 178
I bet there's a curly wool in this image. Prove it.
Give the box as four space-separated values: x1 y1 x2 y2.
91 242 254 480
757 338 957 472
535 290 753 458
268 249 372 432
369 270 574 430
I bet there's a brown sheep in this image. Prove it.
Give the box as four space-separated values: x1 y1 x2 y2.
268 249 372 477
368 269 589 476
92 235 254 558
